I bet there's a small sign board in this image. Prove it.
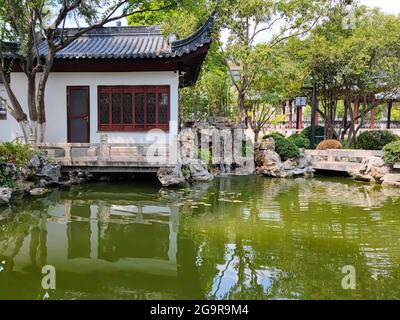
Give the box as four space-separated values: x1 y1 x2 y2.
296 97 307 107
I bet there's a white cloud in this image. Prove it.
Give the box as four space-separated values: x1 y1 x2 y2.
359 0 400 14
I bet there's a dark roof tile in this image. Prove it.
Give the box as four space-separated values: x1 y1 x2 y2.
32 11 216 60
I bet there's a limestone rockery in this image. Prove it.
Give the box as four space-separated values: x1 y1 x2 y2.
157 117 254 187
0 153 62 205
255 137 314 178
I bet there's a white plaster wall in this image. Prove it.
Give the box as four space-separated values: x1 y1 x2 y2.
0 71 179 143
0 84 24 141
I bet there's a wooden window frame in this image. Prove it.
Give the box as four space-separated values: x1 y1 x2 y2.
98 86 170 132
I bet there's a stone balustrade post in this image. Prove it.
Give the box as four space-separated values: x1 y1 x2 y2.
137 145 145 163
64 146 72 164
99 134 110 161
28 134 37 147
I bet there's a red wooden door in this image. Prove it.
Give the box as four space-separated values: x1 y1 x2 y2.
67 86 90 143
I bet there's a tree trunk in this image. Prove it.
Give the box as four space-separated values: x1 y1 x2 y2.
35 50 55 143
238 91 246 125
387 101 393 129
254 129 260 143
27 75 38 122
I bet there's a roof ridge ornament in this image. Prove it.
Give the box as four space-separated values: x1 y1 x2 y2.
171 10 217 53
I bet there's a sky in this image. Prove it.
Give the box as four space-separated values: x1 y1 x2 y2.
359 0 400 14
219 0 400 45
68 1 400 30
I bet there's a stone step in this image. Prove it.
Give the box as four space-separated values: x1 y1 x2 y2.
311 161 360 172
383 173 400 187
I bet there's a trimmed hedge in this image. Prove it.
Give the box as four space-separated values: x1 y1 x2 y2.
316 140 343 150
287 134 310 149
383 140 400 166
356 130 398 150
276 139 300 161
264 133 300 161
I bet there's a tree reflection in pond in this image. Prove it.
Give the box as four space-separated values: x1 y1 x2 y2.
0 177 399 300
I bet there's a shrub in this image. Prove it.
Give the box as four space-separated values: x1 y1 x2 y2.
383 140 400 166
263 132 285 140
302 126 326 145
287 134 310 149
316 139 343 150
356 130 398 150
302 126 339 147
0 162 15 188
0 139 33 168
262 133 300 160
274 138 300 160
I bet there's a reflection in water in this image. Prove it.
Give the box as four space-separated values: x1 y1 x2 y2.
0 177 399 300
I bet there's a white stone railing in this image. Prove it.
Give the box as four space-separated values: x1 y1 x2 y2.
35 135 173 167
305 149 383 172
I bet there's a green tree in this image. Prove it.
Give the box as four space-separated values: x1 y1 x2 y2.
299 5 400 143
0 0 177 143
129 0 233 122
215 0 347 124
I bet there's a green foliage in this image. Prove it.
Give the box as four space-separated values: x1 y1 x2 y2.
302 126 327 146
356 131 398 150
287 134 311 149
264 133 300 161
0 139 33 168
0 162 15 188
275 138 300 161
263 132 285 140
298 5 400 142
0 139 34 187
383 140 400 166
198 148 212 165
392 106 400 121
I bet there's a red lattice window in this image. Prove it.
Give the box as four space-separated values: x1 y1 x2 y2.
98 86 170 132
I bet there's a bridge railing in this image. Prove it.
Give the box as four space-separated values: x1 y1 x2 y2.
305 149 383 172
35 135 174 167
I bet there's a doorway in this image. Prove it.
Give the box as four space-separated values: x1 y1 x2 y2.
67 86 90 143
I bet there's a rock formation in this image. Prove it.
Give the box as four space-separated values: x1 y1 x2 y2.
255 138 314 178
351 156 400 187
0 187 12 205
68 170 93 185
157 165 187 187
186 159 214 182
0 152 61 205
350 156 390 183
28 153 61 185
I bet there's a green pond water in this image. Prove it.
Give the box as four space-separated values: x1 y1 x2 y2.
0 176 400 300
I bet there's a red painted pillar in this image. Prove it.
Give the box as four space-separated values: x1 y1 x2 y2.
354 96 359 125
296 107 303 130
370 109 375 129
370 94 376 129
289 100 293 129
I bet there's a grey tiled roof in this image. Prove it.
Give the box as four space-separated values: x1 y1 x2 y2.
38 11 216 60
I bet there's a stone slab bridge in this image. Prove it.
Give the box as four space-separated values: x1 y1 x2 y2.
306 149 400 185
305 149 384 173
35 135 176 173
